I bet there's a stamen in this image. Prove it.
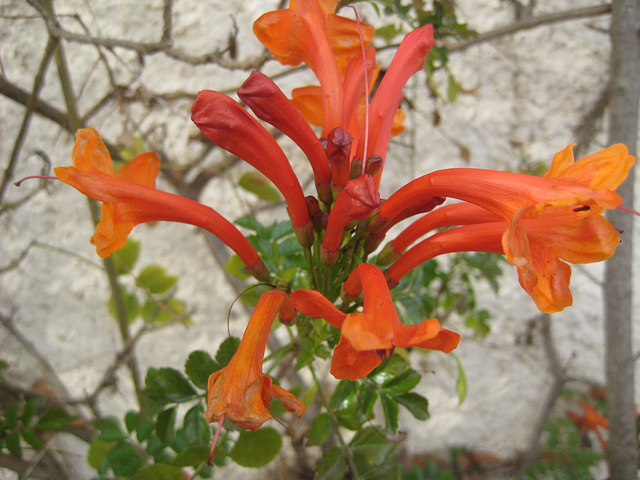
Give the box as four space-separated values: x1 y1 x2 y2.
617 204 640 217
348 5 370 163
572 205 590 212
207 413 225 466
14 175 57 187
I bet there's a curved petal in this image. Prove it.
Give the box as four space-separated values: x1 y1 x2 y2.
330 336 383 380
290 289 346 329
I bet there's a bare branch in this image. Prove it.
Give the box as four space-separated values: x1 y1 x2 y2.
448 4 612 52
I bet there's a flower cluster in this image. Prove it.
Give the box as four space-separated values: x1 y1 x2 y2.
55 0 634 436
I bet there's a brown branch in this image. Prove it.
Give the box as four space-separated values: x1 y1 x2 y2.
517 314 570 477
448 4 612 52
0 36 58 203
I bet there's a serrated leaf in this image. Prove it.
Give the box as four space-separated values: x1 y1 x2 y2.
235 216 267 235
453 355 467 405
138 265 178 295
156 407 177 444
132 463 185 480
144 297 189 325
172 445 210 467
271 221 293 240
230 427 282 468
34 407 74 430
316 446 347 480
88 438 115 469
395 392 429 420
308 412 331 446
113 238 141 275
350 426 395 465
145 367 197 404
108 291 140 324
22 428 44 448
93 416 127 442
380 393 399 433
238 171 281 202
183 404 210 446
185 350 219 389
381 368 421 395
215 337 241 368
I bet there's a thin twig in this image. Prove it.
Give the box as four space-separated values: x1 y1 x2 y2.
448 4 612 52
0 36 58 203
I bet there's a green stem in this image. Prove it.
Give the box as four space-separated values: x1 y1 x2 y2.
308 365 361 479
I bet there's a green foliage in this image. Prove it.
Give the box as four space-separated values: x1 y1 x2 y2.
392 253 503 338
230 427 282 467
525 417 604 479
108 238 191 326
238 172 282 202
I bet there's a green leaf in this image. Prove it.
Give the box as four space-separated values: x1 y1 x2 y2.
230 427 282 468
316 446 347 480
215 337 241 368
350 426 395 465
381 368 421 395
108 291 140 323
132 463 185 480
447 70 459 102
380 393 399 433
5 432 22 456
453 354 467 405
107 442 144 477
224 254 250 280
330 380 356 410
183 404 210 446
307 412 331 446
93 416 127 442
125 411 140 433
138 265 178 295
395 392 429 420
5 401 19 429
185 350 219 389
238 171 281 202
34 407 74 430
172 444 210 467
145 367 197 404
22 428 44 448
235 216 267 235
143 297 190 325
21 397 41 426
88 438 115 469
113 238 141 275
156 407 177 444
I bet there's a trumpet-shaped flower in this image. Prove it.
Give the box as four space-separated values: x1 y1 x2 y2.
291 264 460 380
385 210 621 313
254 0 373 133
55 128 270 281
204 290 305 430
191 91 313 246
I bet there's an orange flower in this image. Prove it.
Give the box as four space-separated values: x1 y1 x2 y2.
254 0 374 133
375 144 634 312
55 128 270 281
191 90 313 246
291 264 460 380
204 290 305 430
566 401 609 451
385 210 620 313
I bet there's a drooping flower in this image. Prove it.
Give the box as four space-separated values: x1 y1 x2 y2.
55 128 270 281
204 290 305 430
291 263 460 380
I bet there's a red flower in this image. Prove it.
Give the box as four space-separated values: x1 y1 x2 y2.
55 128 269 280
291 264 460 380
204 290 305 430
191 91 313 246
